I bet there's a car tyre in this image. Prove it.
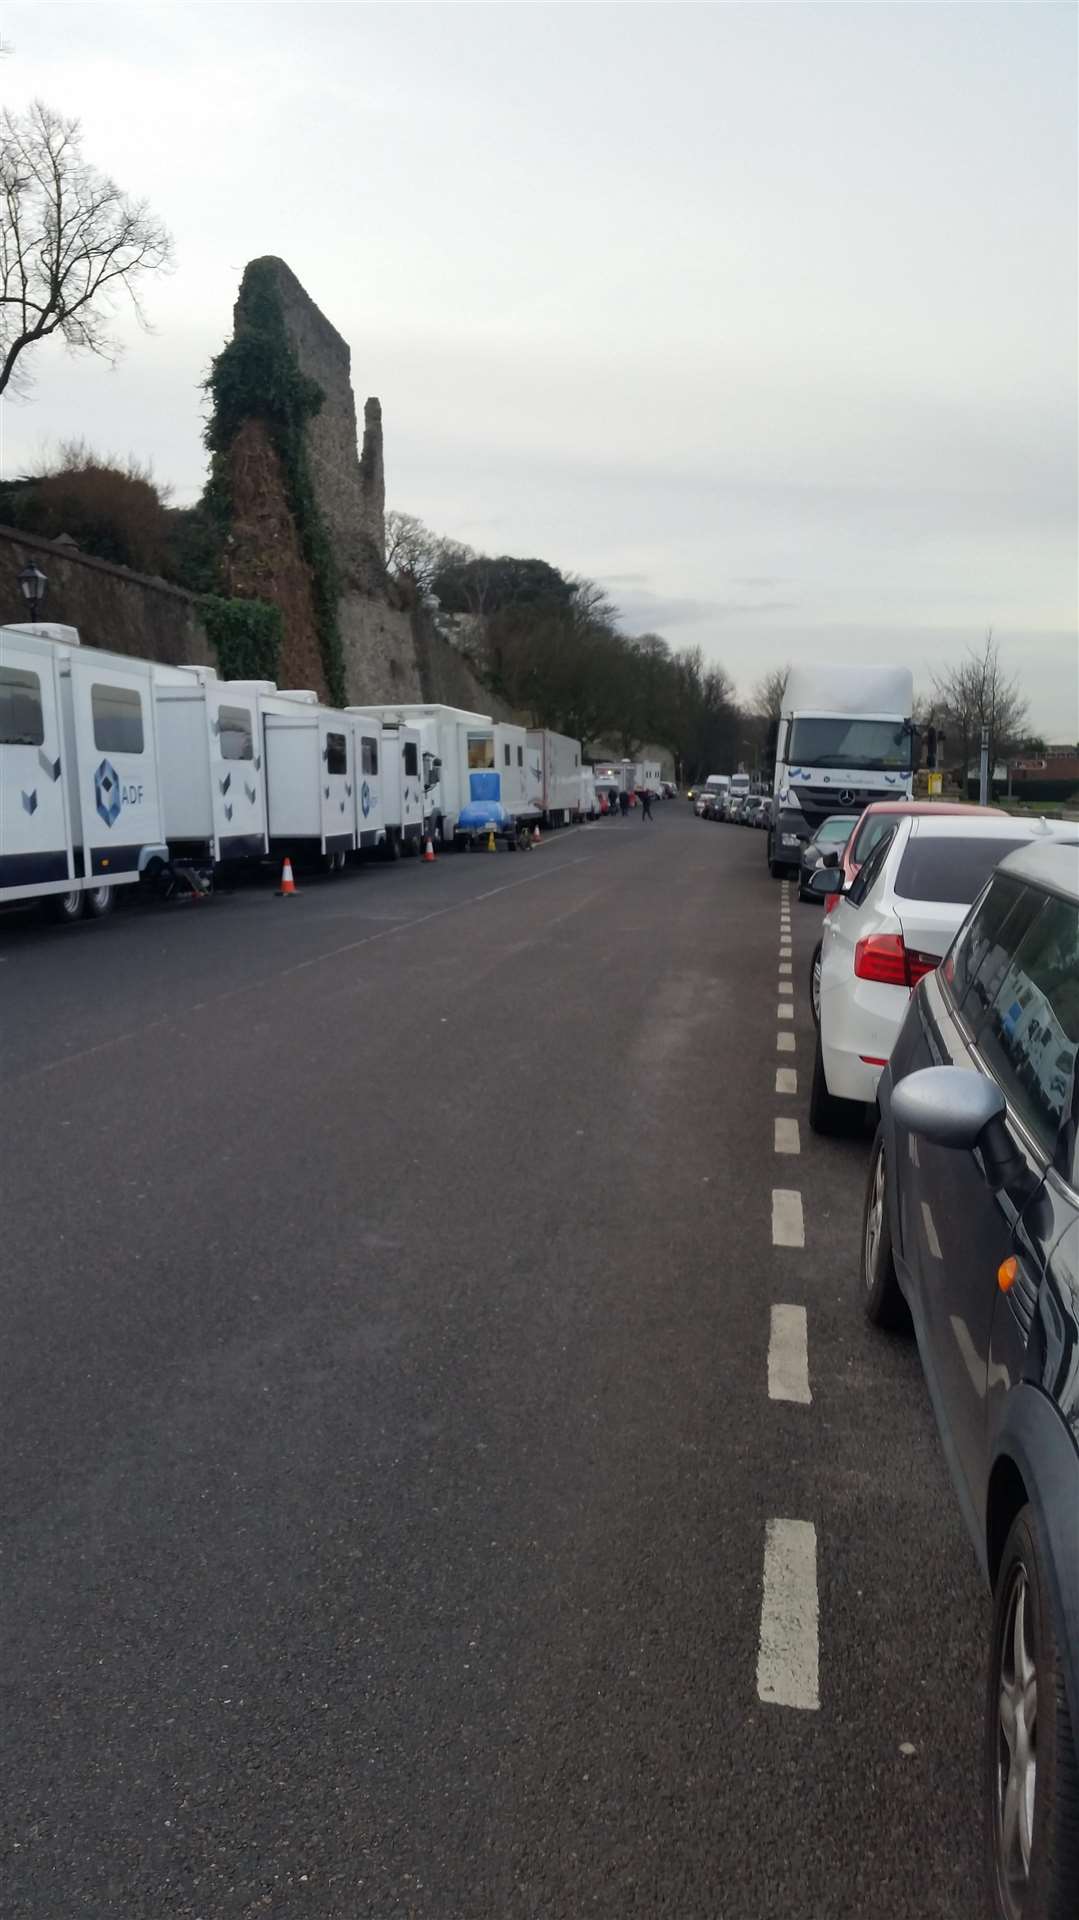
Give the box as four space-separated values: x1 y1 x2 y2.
808 1029 859 1136
860 1126 909 1329
986 1505 1079 1920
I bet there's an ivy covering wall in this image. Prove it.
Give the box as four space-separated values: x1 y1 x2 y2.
202 260 345 704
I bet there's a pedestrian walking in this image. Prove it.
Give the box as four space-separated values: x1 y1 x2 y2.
641 790 654 821
618 789 629 818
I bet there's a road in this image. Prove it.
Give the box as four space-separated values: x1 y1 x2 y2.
1 809 986 1918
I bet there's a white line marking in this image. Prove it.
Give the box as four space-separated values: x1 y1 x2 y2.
768 1305 811 1404
777 1031 796 1053
757 1518 819 1709
774 1116 801 1154
778 1002 794 1019
772 1189 805 1247
779 963 792 976
775 1066 798 1094
778 981 793 995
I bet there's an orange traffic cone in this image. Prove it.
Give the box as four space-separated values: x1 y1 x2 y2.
423 837 437 862
277 857 297 896
532 823 542 845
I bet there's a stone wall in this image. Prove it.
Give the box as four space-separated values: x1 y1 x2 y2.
0 524 214 666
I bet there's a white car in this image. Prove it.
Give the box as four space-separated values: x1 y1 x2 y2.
808 813 1062 1134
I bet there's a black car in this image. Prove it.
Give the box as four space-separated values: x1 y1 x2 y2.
860 839 1079 1918
797 812 860 901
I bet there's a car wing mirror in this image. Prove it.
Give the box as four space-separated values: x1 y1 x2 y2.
807 866 843 896
891 1067 1027 1194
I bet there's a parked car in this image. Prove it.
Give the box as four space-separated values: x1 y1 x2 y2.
808 814 1063 1134
728 795 749 824
742 796 766 828
823 800 1008 915
860 838 1079 1919
798 813 861 900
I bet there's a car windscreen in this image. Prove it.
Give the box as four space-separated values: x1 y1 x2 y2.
893 836 1031 904
815 816 857 844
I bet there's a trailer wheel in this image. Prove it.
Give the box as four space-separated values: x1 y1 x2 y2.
383 831 401 862
86 885 115 919
51 888 85 924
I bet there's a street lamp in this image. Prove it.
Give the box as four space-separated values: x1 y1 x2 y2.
17 563 48 617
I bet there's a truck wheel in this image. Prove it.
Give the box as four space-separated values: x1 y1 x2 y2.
86 885 115 918
51 888 85 924
383 831 401 862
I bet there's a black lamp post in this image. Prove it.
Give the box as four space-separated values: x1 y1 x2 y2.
17 563 48 618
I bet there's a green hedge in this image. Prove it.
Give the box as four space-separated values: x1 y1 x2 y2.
203 260 345 704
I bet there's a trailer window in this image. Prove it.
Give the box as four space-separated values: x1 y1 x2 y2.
361 736 378 774
326 732 347 776
467 734 494 770
403 742 418 776
0 666 44 745
504 743 511 767
92 683 144 754
219 705 253 761
517 745 523 766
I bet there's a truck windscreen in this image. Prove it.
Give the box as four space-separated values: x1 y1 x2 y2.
787 718 911 772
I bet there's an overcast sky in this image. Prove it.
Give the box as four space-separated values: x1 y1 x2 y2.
3 1 1077 731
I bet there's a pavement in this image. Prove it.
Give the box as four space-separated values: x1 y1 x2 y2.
0 810 987 1918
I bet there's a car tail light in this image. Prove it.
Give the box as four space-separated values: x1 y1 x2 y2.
854 933 939 989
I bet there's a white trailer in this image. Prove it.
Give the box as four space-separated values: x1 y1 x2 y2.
154 665 269 864
261 689 356 870
1 621 169 922
526 728 582 826
579 770 599 818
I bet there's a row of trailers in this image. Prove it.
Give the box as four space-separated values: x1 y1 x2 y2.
0 622 599 923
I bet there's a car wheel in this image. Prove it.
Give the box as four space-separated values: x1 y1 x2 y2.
860 1126 909 1329
987 1506 1079 1919
51 888 85 924
808 1029 858 1136
809 942 822 1028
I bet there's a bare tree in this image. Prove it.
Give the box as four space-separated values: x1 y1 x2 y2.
750 663 790 720
384 509 472 595
0 100 173 396
931 629 1029 778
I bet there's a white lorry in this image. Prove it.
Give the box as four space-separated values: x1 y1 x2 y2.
1 621 169 922
526 728 582 827
766 664 916 877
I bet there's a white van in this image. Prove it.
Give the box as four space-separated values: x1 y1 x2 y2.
1 622 168 922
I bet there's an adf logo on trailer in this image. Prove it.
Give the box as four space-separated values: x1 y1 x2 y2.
94 759 143 828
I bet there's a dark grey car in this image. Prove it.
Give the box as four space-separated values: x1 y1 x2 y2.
861 839 1079 1918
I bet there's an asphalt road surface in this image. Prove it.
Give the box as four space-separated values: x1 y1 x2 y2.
1 809 987 1918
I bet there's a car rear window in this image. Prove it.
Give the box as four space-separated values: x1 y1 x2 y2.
893 836 1029 904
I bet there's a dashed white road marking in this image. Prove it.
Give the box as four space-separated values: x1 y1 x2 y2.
779 962 792 975
778 1002 794 1019
772 1189 805 1247
774 1116 801 1155
777 1031 796 1053
768 1304 811 1404
775 1066 797 1094
757 1518 820 1709
778 981 793 996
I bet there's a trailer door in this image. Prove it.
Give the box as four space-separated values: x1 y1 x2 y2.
356 727 385 847
70 659 163 885
320 718 354 854
0 636 72 898
212 691 267 859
